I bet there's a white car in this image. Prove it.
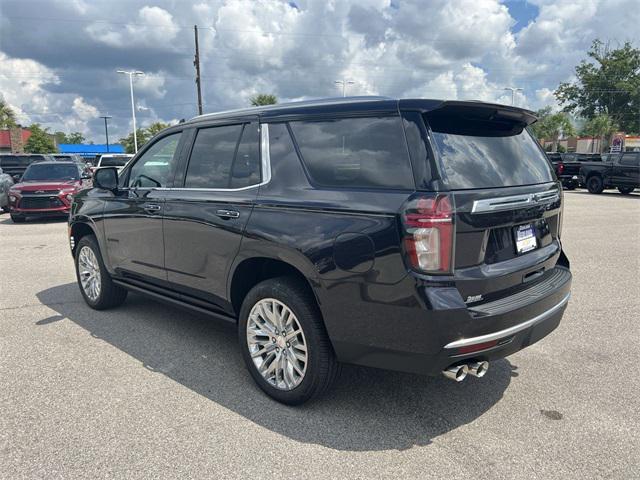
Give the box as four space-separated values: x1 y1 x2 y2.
94 154 133 173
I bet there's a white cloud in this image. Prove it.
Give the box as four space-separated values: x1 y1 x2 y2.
71 97 99 120
86 6 179 48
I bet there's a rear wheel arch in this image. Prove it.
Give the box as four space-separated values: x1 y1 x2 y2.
229 257 322 320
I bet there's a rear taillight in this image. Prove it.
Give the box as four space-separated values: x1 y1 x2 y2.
557 163 564 174
402 194 454 274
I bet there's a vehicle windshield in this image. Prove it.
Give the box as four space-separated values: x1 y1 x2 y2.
428 116 554 190
101 157 129 167
21 164 80 181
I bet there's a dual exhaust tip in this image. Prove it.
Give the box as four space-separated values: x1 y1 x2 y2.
443 361 489 382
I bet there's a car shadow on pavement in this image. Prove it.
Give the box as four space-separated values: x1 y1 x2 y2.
0 216 68 225
565 190 639 200
37 282 515 452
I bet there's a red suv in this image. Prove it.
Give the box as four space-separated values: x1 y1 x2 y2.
8 160 91 223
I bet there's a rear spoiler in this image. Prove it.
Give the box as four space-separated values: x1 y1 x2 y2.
398 99 538 127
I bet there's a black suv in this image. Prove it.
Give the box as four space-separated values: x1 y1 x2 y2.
69 97 572 404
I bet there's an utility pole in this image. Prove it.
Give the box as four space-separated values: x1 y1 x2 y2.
335 79 355 97
100 115 112 152
117 70 144 153
194 25 203 115
504 87 523 106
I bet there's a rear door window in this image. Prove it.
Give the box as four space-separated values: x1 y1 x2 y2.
427 115 554 190
289 116 414 190
620 153 640 166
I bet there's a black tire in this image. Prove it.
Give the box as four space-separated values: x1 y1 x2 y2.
587 175 604 194
74 235 127 310
238 276 340 405
618 186 635 195
564 185 576 191
10 214 25 223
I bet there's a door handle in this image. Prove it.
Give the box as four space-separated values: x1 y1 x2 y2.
143 203 162 213
216 209 240 219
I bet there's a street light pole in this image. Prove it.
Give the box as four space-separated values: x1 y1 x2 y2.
100 115 112 152
504 87 523 106
334 79 355 97
117 70 145 152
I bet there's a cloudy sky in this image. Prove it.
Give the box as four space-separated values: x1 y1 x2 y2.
1 0 639 143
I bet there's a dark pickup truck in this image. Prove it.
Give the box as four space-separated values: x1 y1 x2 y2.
548 153 601 190
580 152 640 194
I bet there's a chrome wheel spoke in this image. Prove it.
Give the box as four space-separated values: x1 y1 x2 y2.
247 298 308 391
78 246 101 301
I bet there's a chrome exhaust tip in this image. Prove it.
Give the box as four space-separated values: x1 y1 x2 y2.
443 364 469 382
468 361 489 378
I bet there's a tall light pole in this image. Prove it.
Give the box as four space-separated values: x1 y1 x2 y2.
100 115 112 152
504 87 523 106
117 70 144 152
335 79 355 97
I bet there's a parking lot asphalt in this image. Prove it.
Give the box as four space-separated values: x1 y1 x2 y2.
1 190 639 480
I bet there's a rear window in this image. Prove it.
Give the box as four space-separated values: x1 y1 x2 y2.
289 116 414 190
0 155 45 166
428 117 554 190
101 157 129 167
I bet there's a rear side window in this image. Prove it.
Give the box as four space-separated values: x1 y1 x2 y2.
230 123 261 188
620 153 640 166
185 125 243 189
289 116 414 189
428 115 554 190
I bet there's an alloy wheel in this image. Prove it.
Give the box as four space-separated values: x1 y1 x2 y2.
78 246 101 301
246 298 308 391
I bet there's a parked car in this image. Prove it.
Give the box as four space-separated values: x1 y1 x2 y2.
579 151 639 194
68 97 572 404
549 153 602 190
0 167 14 212
0 154 53 181
8 160 91 223
93 154 133 173
50 154 93 177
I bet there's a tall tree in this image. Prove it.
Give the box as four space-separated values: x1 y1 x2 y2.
555 40 640 133
0 98 17 129
54 131 86 144
530 107 576 152
118 128 149 154
581 114 618 153
24 124 57 153
146 122 170 137
250 94 278 106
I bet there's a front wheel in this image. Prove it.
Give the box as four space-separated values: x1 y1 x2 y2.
238 277 340 405
74 235 127 310
618 186 635 195
587 176 604 194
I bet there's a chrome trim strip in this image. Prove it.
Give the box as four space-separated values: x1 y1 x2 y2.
471 190 559 214
444 292 571 349
127 125 272 194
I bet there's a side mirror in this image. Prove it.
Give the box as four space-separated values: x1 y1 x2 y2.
12 174 21 183
81 172 92 179
94 167 118 191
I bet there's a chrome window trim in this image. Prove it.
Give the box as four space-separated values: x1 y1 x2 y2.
471 189 559 214
444 292 570 349
163 123 271 193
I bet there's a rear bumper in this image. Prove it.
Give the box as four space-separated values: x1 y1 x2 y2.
327 266 572 376
559 175 579 188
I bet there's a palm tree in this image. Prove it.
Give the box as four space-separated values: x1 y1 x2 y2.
0 98 17 129
250 94 278 106
581 114 617 153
